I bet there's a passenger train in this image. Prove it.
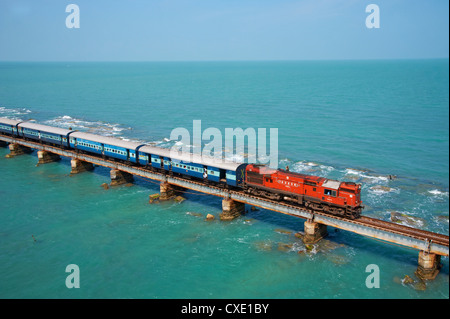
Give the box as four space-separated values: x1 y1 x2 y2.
0 117 363 219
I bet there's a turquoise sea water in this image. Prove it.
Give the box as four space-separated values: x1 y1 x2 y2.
0 60 448 299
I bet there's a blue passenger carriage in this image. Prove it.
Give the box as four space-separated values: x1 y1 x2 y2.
138 145 172 169
17 122 74 147
138 144 248 187
188 154 248 187
69 132 144 163
0 117 22 136
171 156 205 179
213 161 248 187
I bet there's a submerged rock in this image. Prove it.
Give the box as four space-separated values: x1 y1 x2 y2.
174 195 186 203
390 212 426 228
318 239 346 252
294 232 304 239
205 214 215 221
344 174 360 181
101 183 109 190
186 212 203 217
326 254 350 265
277 243 293 252
402 275 415 285
148 193 160 203
274 228 292 235
412 280 427 291
435 215 449 224
254 241 273 251
370 185 394 193
401 275 427 291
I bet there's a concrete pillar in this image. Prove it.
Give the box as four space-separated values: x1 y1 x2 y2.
110 169 134 186
37 150 61 165
302 220 328 244
70 158 94 174
220 198 245 221
160 181 175 201
5 143 32 158
415 251 441 280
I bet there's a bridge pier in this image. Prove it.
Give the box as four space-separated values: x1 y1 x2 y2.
220 198 245 221
6 143 33 158
415 250 441 280
110 169 134 186
302 220 328 244
160 181 176 200
37 150 61 165
70 158 94 174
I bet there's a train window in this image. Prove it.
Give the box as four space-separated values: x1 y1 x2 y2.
313 187 316 192
324 189 337 197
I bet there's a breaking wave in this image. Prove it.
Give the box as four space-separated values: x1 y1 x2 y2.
428 189 449 197
44 115 133 139
344 168 390 184
0 106 32 119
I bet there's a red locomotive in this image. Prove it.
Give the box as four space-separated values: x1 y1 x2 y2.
244 164 363 219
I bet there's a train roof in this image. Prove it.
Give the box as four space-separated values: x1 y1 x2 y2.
139 145 247 171
277 168 326 183
6 117 247 171
19 121 74 136
0 117 22 126
70 131 144 150
322 179 341 190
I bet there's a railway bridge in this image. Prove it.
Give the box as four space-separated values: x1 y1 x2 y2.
1 135 449 281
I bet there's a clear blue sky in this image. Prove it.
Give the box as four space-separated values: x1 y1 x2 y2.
0 0 448 61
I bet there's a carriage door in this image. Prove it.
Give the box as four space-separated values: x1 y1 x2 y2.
219 169 226 182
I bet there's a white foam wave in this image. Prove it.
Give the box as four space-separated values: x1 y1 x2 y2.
344 168 389 183
44 115 132 138
0 106 32 118
292 161 319 172
368 185 399 195
428 189 449 197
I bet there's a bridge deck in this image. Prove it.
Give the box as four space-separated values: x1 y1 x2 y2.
1 135 448 256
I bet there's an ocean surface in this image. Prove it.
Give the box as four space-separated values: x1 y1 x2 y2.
0 60 448 299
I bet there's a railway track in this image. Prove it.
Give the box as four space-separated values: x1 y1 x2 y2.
358 216 449 247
